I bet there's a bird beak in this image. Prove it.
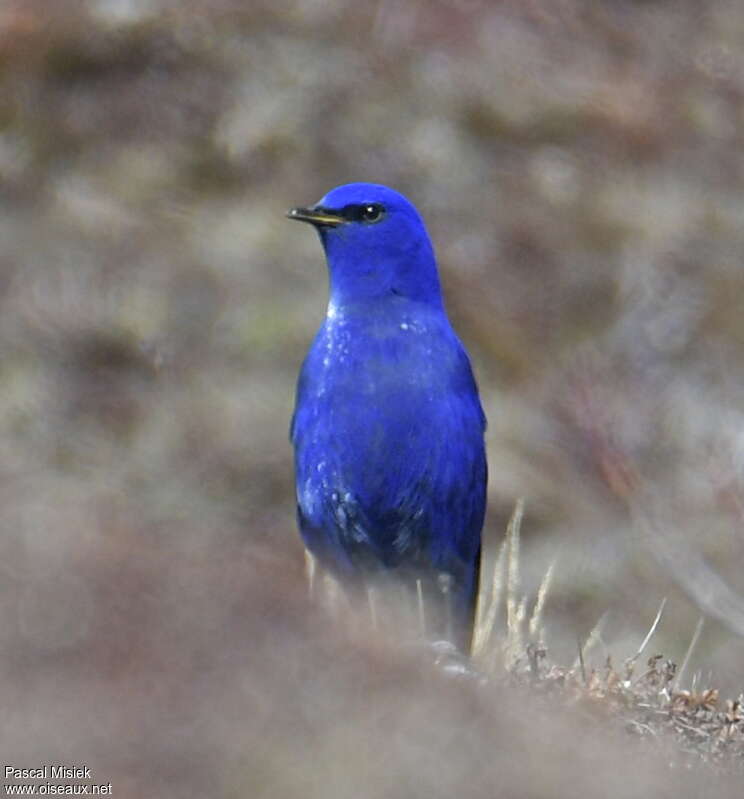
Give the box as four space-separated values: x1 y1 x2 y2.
286 206 345 227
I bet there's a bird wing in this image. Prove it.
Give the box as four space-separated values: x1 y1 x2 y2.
292 317 486 580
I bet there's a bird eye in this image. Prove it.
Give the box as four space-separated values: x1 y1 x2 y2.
361 203 384 223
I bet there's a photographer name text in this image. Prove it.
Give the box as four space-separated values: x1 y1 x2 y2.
5 768 91 781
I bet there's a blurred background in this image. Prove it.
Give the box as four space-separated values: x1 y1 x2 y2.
2 1 744 796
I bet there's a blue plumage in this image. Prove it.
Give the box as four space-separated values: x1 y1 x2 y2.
288 183 487 650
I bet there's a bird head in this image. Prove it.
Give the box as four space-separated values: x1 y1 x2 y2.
287 183 443 311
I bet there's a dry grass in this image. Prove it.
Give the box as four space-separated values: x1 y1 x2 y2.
469 503 744 775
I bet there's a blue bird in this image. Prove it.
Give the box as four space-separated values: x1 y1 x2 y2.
288 183 487 651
